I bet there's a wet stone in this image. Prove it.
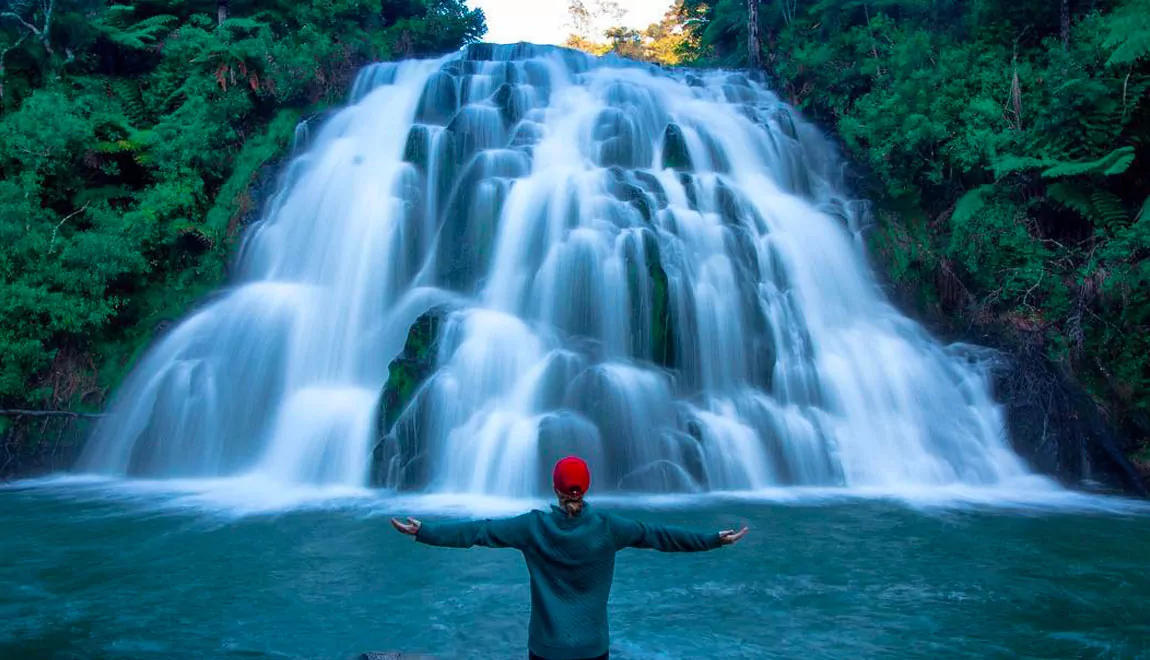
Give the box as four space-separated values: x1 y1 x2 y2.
607 172 656 224
446 105 507 164
377 308 449 433
593 109 650 169
661 123 693 172
414 72 458 126
632 170 669 208
678 172 700 209
492 83 530 127
715 180 744 225
726 73 752 88
402 125 430 170
771 107 798 140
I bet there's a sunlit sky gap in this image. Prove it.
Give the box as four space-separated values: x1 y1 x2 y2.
466 0 676 46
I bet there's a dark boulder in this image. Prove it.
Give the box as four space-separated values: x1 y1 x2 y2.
661 123 693 172
989 342 1147 495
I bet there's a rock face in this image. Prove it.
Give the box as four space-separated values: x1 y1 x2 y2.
989 342 1147 495
370 307 452 487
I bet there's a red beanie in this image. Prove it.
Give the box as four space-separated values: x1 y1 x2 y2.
553 456 590 496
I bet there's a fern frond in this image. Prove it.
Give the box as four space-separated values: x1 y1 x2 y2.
1104 0 1150 66
1041 146 1136 179
1047 182 1131 229
219 17 269 33
951 184 996 227
1047 182 1094 219
111 79 148 126
1092 189 1130 228
96 7 178 50
992 155 1051 178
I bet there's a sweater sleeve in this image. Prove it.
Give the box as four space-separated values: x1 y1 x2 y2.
415 512 534 549
606 514 723 552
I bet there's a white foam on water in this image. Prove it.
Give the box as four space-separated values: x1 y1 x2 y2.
7 473 1147 520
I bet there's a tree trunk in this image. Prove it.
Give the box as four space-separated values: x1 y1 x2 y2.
218 0 229 26
1060 0 1070 51
747 0 762 69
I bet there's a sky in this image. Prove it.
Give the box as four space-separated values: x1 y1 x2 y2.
466 0 676 45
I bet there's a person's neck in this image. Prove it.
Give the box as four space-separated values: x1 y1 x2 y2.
557 499 585 517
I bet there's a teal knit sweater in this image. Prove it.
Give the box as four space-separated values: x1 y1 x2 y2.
415 504 723 660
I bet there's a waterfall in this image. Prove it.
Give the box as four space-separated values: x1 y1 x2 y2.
77 43 1033 497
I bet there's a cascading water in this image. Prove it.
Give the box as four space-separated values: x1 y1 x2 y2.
77 43 1035 498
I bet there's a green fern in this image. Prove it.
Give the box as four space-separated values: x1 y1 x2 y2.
992 155 1052 178
1092 189 1130 228
1047 183 1130 229
1104 0 1150 66
96 6 178 51
951 184 996 227
111 79 148 126
1046 182 1095 219
1041 146 1136 179
219 17 269 34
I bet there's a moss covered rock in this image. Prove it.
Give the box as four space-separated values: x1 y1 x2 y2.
648 244 675 370
377 308 449 435
623 230 676 369
370 307 455 487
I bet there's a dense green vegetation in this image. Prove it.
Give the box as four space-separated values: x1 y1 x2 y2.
658 0 1149 466
0 0 484 420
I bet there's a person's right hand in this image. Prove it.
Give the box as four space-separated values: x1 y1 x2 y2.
718 526 749 546
391 517 422 536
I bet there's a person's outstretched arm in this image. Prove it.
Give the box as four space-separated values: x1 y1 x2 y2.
607 514 748 552
391 513 534 549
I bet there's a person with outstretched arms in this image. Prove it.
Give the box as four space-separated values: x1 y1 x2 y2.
392 456 749 660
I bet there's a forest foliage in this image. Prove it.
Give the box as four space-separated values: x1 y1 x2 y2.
0 0 484 417
671 0 1150 460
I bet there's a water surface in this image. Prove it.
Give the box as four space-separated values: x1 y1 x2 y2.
3 480 1148 659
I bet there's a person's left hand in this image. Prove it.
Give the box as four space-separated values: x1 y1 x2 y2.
391 517 422 536
718 526 749 546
